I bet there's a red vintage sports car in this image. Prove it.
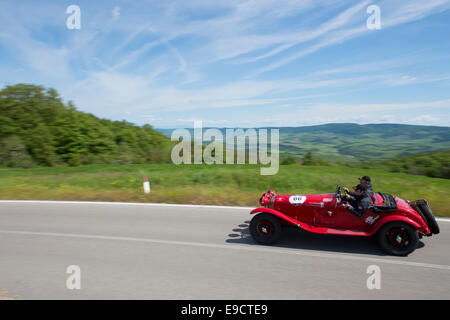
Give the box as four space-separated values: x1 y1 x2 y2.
249 186 440 256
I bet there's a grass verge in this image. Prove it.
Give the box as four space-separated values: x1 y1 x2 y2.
0 163 449 216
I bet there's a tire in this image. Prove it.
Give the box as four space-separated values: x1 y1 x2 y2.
250 213 282 245
411 202 427 227
377 222 419 256
418 202 440 235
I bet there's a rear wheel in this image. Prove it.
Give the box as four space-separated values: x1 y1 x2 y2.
250 213 282 244
377 222 419 256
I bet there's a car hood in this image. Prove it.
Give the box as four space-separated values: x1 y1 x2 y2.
260 190 336 208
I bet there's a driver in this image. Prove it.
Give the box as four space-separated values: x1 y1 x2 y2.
342 184 372 217
344 176 373 197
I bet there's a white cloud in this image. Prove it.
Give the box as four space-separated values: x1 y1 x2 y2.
380 0 450 28
408 114 445 126
193 99 450 127
244 0 450 76
0 34 72 79
142 114 162 121
112 6 121 20
63 70 393 116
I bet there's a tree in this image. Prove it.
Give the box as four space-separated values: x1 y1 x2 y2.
301 151 330 166
26 124 56 165
0 83 173 167
281 156 298 165
302 151 315 165
0 136 34 167
0 116 21 138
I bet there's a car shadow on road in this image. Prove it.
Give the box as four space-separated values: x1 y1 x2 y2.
226 221 425 257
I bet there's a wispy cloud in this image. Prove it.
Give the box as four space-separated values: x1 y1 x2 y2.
112 6 120 20
0 0 449 127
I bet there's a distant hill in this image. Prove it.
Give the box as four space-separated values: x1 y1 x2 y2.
0 84 173 167
157 123 450 162
353 150 450 179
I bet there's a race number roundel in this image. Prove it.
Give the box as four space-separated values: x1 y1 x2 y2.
289 195 306 206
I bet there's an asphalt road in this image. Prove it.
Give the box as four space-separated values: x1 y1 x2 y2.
1 200 449 300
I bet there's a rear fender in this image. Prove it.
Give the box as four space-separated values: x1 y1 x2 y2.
370 215 430 236
250 208 301 227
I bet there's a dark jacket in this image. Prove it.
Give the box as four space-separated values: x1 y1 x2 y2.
349 183 373 198
346 192 373 217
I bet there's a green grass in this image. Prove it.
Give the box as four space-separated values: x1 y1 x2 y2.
0 163 449 216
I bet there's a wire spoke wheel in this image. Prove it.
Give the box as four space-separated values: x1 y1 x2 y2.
386 227 410 247
378 222 419 256
257 219 274 237
250 213 281 244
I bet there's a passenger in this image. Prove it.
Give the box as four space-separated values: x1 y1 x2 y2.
342 184 373 217
344 176 373 197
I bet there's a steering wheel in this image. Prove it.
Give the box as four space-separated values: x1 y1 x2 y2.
335 185 343 208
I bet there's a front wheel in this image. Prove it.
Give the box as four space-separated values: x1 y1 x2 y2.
250 213 282 244
377 222 419 256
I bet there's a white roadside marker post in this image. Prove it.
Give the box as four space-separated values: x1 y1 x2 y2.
143 176 151 194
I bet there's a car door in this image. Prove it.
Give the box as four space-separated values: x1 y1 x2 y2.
316 196 337 226
332 202 372 231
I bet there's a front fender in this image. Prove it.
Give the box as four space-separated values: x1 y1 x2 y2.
250 207 301 227
370 215 430 236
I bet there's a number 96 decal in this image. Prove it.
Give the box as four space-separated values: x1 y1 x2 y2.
289 195 307 206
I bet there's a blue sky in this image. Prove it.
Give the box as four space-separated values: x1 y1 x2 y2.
0 0 449 128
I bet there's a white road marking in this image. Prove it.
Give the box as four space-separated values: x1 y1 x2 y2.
1 229 450 271
0 200 449 221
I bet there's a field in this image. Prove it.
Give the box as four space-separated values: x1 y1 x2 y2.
1 163 449 217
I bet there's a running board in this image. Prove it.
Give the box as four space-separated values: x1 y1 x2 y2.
298 223 368 236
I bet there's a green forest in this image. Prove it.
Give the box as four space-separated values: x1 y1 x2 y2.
0 84 173 167
353 150 450 179
279 151 450 180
